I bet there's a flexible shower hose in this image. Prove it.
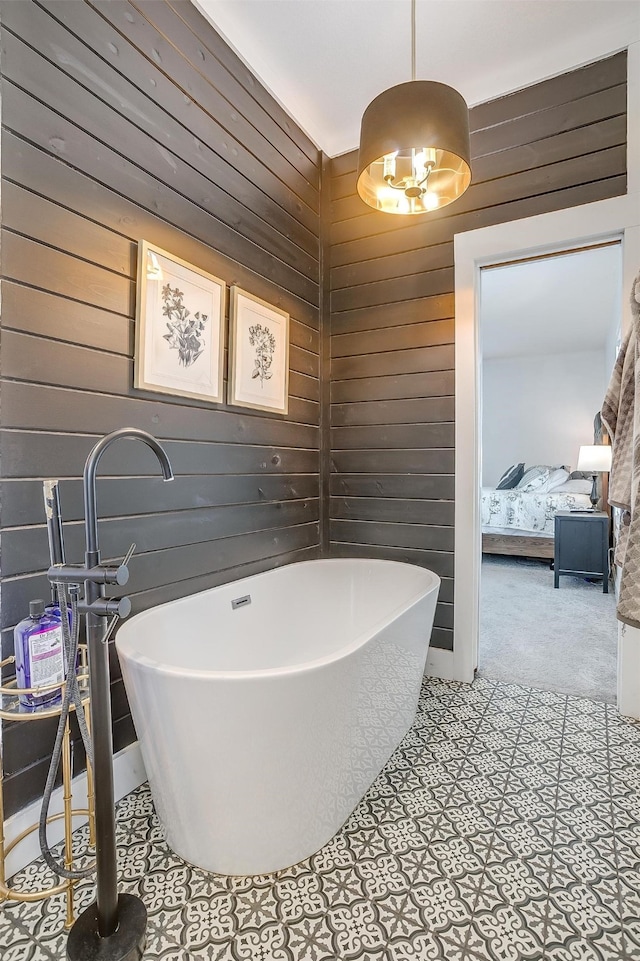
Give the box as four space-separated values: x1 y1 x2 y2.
38 582 96 880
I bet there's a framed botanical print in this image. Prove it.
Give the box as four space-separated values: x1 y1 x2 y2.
134 240 226 404
228 286 290 415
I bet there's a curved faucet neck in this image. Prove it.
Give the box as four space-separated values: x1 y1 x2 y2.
83 428 174 557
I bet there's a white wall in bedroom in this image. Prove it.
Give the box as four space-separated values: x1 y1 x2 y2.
482 349 607 486
480 243 622 488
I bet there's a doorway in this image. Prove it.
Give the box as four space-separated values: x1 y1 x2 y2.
476 244 621 701
450 194 640 706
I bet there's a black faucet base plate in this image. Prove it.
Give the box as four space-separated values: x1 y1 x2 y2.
66 893 146 961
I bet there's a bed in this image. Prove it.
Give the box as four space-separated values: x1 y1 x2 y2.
481 466 595 559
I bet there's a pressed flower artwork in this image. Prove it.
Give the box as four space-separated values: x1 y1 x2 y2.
229 287 289 414
249 324 276 385
134 241 226 403
162 284 208 367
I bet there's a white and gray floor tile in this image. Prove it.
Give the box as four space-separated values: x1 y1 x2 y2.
2 676 640 960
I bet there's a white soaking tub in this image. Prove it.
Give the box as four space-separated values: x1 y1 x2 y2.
116 558 440 875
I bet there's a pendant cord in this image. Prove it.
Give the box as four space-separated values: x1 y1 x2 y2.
411 0 416 81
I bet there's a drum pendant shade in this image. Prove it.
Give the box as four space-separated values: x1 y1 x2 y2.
356 80 471 215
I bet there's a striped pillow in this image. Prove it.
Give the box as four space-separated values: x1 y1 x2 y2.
496 463 525 490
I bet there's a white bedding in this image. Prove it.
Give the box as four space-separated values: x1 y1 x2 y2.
481 487 594 536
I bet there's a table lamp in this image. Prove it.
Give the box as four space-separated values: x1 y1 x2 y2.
576 445 612 507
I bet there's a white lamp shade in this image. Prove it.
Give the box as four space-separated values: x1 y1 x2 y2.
576 444 612 472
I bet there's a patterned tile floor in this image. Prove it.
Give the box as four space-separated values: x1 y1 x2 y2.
3 676 640 960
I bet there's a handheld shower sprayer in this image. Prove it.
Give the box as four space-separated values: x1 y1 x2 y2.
39 480 95 882
42 429 174 961
43 479 66 601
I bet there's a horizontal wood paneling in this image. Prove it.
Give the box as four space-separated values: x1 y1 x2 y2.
332 371 455 405
331 294 454 334
330 531 454 575
2 379 318 436
471 52 628 130
1 82 320 316
1 380 319 442
3 181 135 279
469 115 627 185
3 499 320 576
333 319 455 357
1 474 320 527
3 232 134 316
332 267 454 312
1 129 319 328
331 424 454 450
332 497 454 527
332 242 454 291
1 9 319 282
332 397 455 427
331 520 454 553
330 474 454 501
470 85 626 158
0 0 321 816
332 345 455 381
329 51 627 654
331 450 455 474
0 432 319 480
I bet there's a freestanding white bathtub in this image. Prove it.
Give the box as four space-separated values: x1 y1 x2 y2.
116 558 439 875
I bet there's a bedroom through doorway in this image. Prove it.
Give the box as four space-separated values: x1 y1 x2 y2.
477 243 621 702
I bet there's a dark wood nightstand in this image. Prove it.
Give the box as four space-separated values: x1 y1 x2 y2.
553 510 609 592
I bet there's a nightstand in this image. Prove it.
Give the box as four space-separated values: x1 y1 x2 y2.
554 510 609 592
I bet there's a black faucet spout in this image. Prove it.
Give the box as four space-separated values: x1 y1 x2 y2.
83 427 174 556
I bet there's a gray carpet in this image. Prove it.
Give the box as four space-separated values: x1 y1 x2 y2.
478 554 618 702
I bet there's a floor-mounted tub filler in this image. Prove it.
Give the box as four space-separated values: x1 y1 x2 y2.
116 558 440 875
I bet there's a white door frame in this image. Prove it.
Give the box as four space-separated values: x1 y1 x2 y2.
421 36 640 689
452 195 640 687
439 35 640 697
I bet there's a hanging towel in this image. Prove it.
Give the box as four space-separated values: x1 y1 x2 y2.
601 269 640 626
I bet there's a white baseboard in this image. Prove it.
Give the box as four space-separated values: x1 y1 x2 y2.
425 647 457 681
3 741 147 880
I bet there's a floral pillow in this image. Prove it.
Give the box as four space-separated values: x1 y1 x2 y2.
516 465 551 492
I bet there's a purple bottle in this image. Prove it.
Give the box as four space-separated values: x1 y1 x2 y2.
14 599 64 710
46 599 76 673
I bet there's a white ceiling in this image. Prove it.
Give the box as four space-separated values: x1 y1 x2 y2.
480 244 622 360
194 0 638 157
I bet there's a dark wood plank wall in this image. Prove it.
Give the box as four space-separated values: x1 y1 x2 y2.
0 0 321 816
329 53 628 652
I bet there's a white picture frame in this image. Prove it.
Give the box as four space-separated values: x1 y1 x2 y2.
229 286 290 415
134 240 226 404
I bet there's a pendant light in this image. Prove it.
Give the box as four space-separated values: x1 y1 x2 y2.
356 0 471 215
